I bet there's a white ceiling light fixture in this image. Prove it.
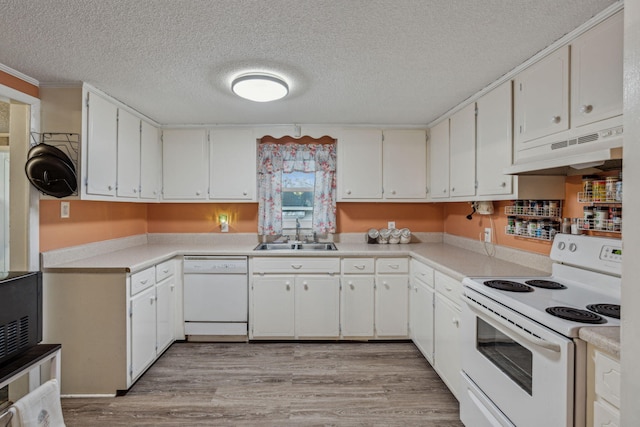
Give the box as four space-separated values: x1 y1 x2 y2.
231 74 289 102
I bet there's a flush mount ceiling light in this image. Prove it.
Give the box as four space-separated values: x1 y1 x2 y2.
231 74 289 102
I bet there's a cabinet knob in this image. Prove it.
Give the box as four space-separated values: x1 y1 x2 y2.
451 187 455 192
304 283 309 290
150 296 155 304
346 190 352 195
350 283 355 290
442 188 447 193
243 191 248 196
550 115 561 124
108 185 113 191
500 182 506 188
580 104 593 114
452 318 459 327
286 284 290 291
196 190 201 196
391 190 396 195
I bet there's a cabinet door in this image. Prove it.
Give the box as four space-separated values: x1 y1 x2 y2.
449 104 476 198
161 129 208 200
155 277 174 354
116 109 141 198
476 81 513 196
514 45 569 145
571 12 623 128
140 121 161 200
251 276 295 338
434 294 461 399
428 120 450 199
341 275 375 337
209 128 256 200
375 275 409 337
337 128 383 200
130 286 157 381
383 129 427 199
295 276 340 338
410 278 434 364
86 92 118 196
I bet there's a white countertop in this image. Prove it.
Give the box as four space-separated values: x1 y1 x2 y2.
42 236 549 281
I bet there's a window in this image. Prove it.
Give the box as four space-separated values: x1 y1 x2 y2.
257 139 336 236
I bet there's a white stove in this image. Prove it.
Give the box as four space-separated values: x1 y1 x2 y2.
459 234 622 427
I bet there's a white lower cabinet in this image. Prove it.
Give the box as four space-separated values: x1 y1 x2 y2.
42 257 179 395
433 272 463 400
341 258 375 338
375 258 409 338
250 257 340 339
251 276 295 338
587 344 621 427
409 259 435 364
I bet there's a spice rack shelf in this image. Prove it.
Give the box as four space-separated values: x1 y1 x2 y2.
575 218 621 233
505 200 563 242
577 192 621 204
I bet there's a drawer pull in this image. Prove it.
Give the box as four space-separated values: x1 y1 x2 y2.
140 279 148 284
445 285 453 291
355 265 366 270
162 269 169 273
388 264 399 269
291 264 302 269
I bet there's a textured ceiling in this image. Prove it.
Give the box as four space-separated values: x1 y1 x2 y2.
0 0 618 126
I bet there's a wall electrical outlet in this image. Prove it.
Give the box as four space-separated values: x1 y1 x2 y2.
60 201 70 218
484 228 492 243
388 221 396 229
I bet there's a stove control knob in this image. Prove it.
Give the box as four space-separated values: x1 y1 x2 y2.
557 242 566 250
569 243 577 252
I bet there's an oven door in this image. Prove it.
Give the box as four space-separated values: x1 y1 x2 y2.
460 287 575 427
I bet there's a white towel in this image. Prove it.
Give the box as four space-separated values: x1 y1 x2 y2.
9 379 65 427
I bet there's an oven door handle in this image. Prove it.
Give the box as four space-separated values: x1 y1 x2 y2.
467 299 562 353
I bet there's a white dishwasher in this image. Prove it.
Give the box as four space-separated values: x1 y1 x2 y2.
183 256 248 339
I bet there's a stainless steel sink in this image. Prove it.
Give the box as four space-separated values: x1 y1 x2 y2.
254 242 337 251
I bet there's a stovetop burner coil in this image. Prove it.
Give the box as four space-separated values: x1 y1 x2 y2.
483 280 533 292
524 279 567 290
545 306 607 324
586 304 621 319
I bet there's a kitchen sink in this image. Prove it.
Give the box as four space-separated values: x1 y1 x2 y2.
254 242 337 251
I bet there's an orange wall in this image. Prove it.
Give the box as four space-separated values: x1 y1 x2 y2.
0 70 38 98
39 200 148 252
41 177 614 254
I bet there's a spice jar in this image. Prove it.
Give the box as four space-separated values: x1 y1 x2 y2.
609 207 622 232
561 218 571 234
507 216 516 234
592 179 607 202
582 175 596 200
606 176 618 202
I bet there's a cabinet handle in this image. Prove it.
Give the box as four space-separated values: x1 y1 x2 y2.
285 282 291 291
140 279 148 284
355 265 365 270
170 285 175 291
150 296 155 304
580 104 593 114
291 264 302 269
445 285 452 292
108 185 113 191
383 281 389 289
452 318 459 327
451 187 455 192
162 269 169 273
350 283 355 290
304 283 309 290
551 115 561 124
388 264 399 269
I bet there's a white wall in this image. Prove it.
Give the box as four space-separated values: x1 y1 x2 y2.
621 0 640 424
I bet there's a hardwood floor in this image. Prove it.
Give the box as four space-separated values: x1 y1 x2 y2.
62 342 463 426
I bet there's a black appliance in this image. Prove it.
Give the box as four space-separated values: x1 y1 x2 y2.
0 272 43 366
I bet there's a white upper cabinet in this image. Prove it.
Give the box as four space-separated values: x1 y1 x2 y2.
139 121 161 200
209 128 256 201
428 119 450 200
382 129 427 200
514 45 570 145
449 104 476 198
116 109 141 199
476 81 513 196
161 129 208 200
86 91 118 197
571 12 623 128
337 128 383 200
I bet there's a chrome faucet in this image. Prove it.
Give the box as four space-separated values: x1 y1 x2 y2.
295 218 301 242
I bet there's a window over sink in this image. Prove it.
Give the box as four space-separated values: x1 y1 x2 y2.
257 137 336 237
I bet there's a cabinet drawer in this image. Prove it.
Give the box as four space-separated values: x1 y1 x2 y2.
595 349 621 408
375 258 409 274
435 271 462 304
155 259 176 282
253 257 340 274
342 258 374 274
593 400 620 427
131 266 156 296
410 259 434 287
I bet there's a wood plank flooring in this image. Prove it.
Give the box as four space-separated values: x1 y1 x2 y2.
62 342 463 426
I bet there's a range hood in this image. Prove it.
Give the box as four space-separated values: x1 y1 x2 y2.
505 122 623 176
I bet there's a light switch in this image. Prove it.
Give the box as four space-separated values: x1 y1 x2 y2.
61 201 70 218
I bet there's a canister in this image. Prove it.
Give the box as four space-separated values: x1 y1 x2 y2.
389 228 401 244
594 206 609 230
377 228 390 244
367 228 379 243
399 228 412 244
